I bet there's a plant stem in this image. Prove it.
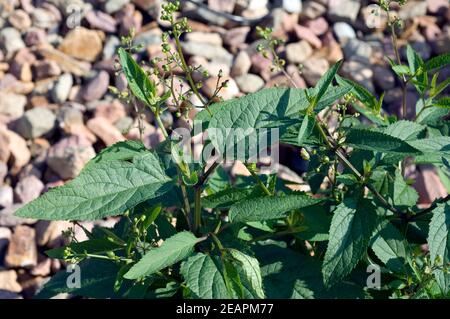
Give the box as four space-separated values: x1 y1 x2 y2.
248 168 272 196
154 110 169 139
250 227 306 243
193 185 202 234
408 195 450 221
209 232 224 251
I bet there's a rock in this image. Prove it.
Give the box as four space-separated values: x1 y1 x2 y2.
47 136 96 179
231 50 252 76
223 26 251 52
427 0 449 14
5 225 38 268
16 107 56 139
414 166 448 205
208 0 235 12
24 28 46 46
431 26 450 54
185 32 223 46
0 128 31 174
0 204 35 227
8 9 32 31
302 0 326 19
181 42 234 66
0 290 22 299
31 256 52 276
286 41 313 64
133 28 162 48
51 73 73 103
0 226 11 256
302 58 329 86
0 186 13 208
103 35 120 60
0 163 7 183
37 45 91 77
0 92 26 119
105 0 130 14
94 100 127 123
35 220 72 247
282 0 302 13
202 76 239 100
333 22 356 43
328 0 361 23
304 17 329 36
373 66 396 90
85 10 117 33
56 106 96 142
235 73 265 93
14 175 45 204
0 134 9 164
115 116 134 133
33 60 61 79
0 27 25 58
294 25 322 48
87 117 125 146
82 71 110 102
341 60 374 92
58 27 104 62
342 38 373 63
399 1 428 20
31 7 60 29
0 270 22 293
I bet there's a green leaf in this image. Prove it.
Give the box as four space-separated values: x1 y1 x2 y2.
433 96 450 109
335 75 378 112
124 231 201 279
345 128 421 154
408 136 450 156
118 47 156 106
391 65 411 76
322 198 379 287
406 44 423 75
391 171 419 207
15 153 174 221
370 222 408 273
202 188 253 209
336 174 358 186
228 194 322 223
297 115 316 146
427 203 450 295
384 120 426 141
425 53 450 72
313 60 342 107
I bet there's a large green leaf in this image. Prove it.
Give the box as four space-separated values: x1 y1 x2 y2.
370 222 408 273
15 153 174 221
408 136 450 156
427 203 450 295
228 194 322 223
297 115 316 146
202 188 253 209
425 53 450 72
313 60 342 108
322 198 379 287
118 47 156 106
384 120 425 141
345 128 421 154
391 171 419 208
124 231 201 279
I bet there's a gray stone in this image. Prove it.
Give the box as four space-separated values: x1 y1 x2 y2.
286 41 313 64
82 70 110 102
51 73 73 103
104 0 130 14
341 60 375 92
0 163 7 184
14 175 45 204
181 42 234 66
0 92 26 119
399 1 427 20
0 27 25 58
0 186 13 208
342 38 373 63
333 22 356 43
0 290 22 299
103 35 120 60
235 73 265 93
85 10 117 33
16 107 56 139
114 116 134 133
302 58 329 86
302 0 326 19
328 0 361 23
373 66 396 90
31 8 60 29
0 204 35 227
133 29 162 48
282 0 302 13
231 50 252 77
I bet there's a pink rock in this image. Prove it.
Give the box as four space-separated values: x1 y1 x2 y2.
117 4 143 37
303 17 329 36
14 175 45 204
33 60 61 79
82 70 110 102
208 0 235 13
94 99 127 124
202 76 240 100
223 26 251 52
414 166 448 205
294 24 322 49
87 117 125 146
250 52 273 80
5 225 38 268
85 10 117 33
0 127 31 175
427 0 449 14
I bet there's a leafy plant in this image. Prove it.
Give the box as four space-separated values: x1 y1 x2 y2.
16 1 449 299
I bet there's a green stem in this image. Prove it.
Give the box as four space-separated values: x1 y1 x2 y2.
193 186 202 234
248 168 272 196
210 232 224 251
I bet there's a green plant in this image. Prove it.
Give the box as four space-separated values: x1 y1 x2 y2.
16 1 450 299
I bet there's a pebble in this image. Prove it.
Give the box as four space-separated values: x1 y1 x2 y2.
0 226 11 256
235 73 265 93
81 70 110 102
333 22 356 43
341 60 375 92
373 66 396 90
85 10 117 33
231 50 252 77
202 76 239 100
105 0 130 14
286 41 313 64
38 45 91 77
304 17 329 36
399 1 428 20
181 42 234 66
0 128 31 174
0 186 13 208
47 136 96 179
87 117 125 146
0 270 22 293
35 220 71 247
328 0 361 23
5 225 38 268
51 73 73 103
282 0 302 13
14 175 45 204
0 27 25 58
302 0 326 19
342 38 373 63
103 35 120 60
294 25 322 48
8 9 32 31
185 32 223 46
31 7 60 29
94 100 127 124
301 58 330 86
0 92 26 119
0 163 7 183
223 26 251 52
33 60 62 79
16 107 56 139
58 27 104 62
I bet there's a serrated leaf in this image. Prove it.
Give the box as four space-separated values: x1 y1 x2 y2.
425 53 450 72
322 198 379 287
313 60 342 108
408 136 450 156
416 107 448 125
384 120 426 141
118 47 156 106
228 194 322 223
124 231 201 279
15 153 174 221
370 222 408 273
427 203 450 295
391 65 411 76
391 171 419 207
297 115 316 146
345 128 421 154
406 45 423 75
433 96 450 109
202 188 253 209
336 75 378 112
